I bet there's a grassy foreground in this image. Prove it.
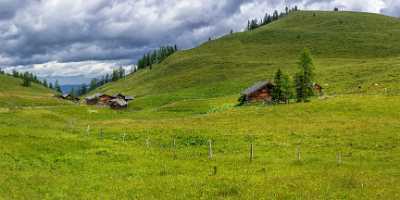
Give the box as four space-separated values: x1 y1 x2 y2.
0 94 399 199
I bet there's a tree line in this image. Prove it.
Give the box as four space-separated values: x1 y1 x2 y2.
247 6 299 31
137 45 178 70
73 66 128 97
0 69 62 93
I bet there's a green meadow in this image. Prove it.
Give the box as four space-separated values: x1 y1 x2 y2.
0 11 400 199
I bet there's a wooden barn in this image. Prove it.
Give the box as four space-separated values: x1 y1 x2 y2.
240 81 275 103
85 93 113 105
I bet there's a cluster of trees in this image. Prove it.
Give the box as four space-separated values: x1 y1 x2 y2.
74 66 128 97
247 6 299 31
137 45 178 70
270 48 316 104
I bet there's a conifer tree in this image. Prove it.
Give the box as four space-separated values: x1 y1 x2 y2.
22 72 31 87
55 80 62 93
89 78 98 91
295 48 315 102
272 69 292 103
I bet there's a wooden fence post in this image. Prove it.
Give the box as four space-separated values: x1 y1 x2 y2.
208 140 213 160
337 151 342 165
146 137 150 149
296 145 301 162
173 138 177 160
86 125 90 136
213 166 217 175
249 142 254 162
122 132 127 143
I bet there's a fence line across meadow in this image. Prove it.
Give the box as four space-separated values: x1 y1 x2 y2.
59 123 392 169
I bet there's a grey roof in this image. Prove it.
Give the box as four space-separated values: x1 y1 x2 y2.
109 99 128 106
85 93 104 100
112 93 134 101
241 81 271 96
61 93 71 98
125 96 134 101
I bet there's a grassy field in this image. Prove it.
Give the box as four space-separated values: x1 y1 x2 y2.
0 11 399 199
0 95 399 199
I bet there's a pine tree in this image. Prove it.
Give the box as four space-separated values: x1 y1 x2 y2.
295 48 315 102
89 78 98 91
79 84 87 95
43 79 48 88
272 69 292 103
70 87 75 97
55 80 62 93
22 72 31 87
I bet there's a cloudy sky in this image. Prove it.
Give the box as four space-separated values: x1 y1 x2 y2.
0 0 399 84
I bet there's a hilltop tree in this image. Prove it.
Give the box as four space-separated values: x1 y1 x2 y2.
21 72 31 87
295 48 315 102
272 69 292 103
42 79 48 88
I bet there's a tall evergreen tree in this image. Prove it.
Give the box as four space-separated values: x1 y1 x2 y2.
272 69 292 103
295 48 315 102
55 80 62 93
21 72 31 87
89 78 98 91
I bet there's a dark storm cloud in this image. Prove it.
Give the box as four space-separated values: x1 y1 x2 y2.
0 0 398 81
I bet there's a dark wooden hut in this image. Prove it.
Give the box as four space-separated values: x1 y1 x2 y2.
240 81 275 103
85 93 111 105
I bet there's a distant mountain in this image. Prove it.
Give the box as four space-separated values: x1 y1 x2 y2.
60 85 82 94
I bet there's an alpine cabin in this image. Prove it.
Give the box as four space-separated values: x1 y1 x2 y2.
240 81 275 103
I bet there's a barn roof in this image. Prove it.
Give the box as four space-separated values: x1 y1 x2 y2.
112 93 135 101
85 93 104 100
109 99 128 107
241 81 272 96
61 93 71 98
125 96 134 101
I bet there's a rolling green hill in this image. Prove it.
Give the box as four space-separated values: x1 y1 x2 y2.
93 11 400 109
0 74 66 107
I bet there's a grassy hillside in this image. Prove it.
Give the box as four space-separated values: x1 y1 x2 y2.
0 74 67 107
93 11 400 109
